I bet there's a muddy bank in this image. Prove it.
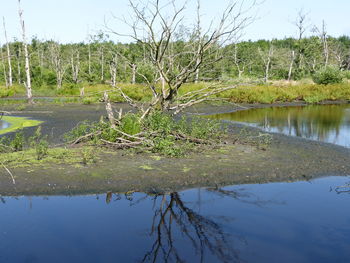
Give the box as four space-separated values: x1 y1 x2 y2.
0 102 349 196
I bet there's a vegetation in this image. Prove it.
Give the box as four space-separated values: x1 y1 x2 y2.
0 116 42 135
312 66 344 85
65 111 224 157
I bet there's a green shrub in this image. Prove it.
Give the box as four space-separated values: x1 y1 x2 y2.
120 114 141 135
35 139 49 160
64 111 224 157
10 131 24 151
312 66 343 85
81 147 96 164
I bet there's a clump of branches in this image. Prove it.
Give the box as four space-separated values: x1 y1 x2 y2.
64 110 224 157
106 0 258 118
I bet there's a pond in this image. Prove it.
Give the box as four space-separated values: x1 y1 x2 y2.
0 120 10 130
209 104 350 148
1 176 350 263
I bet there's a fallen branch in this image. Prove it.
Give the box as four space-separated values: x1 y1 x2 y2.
70 130 102 145
172 132 209 144
100 139 143 149
1 162 15 185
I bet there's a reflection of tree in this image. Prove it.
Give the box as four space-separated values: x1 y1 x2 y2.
103 187 285 263
141 192 240 263
206 186 285 207
211 105 349 143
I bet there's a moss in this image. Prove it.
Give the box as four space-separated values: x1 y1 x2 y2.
0 147 85 168
0 116 43 135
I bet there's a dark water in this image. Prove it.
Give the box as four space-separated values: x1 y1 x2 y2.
1 177 350 263
210 104 350 148
0 120 9 130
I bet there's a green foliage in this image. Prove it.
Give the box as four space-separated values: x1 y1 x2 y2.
29 127 49 160
64 111 224 157
35 139 49 160
81 147 96 164
10 131 24 151
120 114 141 135
312 66 343 85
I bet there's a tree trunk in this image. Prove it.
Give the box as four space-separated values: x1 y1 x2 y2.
17 47 21 84
18 0 33 104
100 47 104 81
88 44 91 76
288 50 295 81
3 17 12 87
1 47 9 88
109 54 117 88
131 63 136 84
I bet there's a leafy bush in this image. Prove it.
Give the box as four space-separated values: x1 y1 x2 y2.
65 111 224 157
29 127 49 160
312 66 343 85
10 131 24 151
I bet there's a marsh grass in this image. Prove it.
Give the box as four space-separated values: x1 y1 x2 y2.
1 81 349 106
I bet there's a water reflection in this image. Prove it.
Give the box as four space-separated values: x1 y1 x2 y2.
210 104 350 147
0 120 9 130
0 177 350 262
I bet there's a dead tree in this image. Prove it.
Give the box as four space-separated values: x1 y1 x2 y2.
108 0 258 118
49 42 68 89
3 17 12 87
313 20 329 67
259 44 274 82
18 0 33 104
109 52 118 87
131 63 137 84
0 46 9 88
70 48 80 84
287 50 295 81
293 9 310 71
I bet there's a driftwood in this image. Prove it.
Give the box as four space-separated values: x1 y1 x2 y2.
70 130 102 145
100 139 143 149
1 162 15 185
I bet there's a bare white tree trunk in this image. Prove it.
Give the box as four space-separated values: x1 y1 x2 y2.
1 47 9 88
313 20 329 67
131 63 136 84
49 42 66 89
18 0 33 104
321 21 329 66
259 45 274 83
88 43 92 76
71 50 80 83
288 50 295 81
100 47 104 81
3 17 12 87
109 54 117 87
233 43 245 78
16 47 21 84
104 92 115 128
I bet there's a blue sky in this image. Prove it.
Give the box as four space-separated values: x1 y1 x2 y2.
0 0 349 43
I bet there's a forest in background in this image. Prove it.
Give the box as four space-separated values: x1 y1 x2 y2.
1 33 350 91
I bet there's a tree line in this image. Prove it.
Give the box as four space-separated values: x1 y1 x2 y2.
1 34 349 89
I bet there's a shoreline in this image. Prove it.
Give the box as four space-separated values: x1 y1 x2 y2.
0 102 349 196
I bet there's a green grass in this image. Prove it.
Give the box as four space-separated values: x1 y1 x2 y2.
1 81 350 105
0 147 92 168
0 116 43 135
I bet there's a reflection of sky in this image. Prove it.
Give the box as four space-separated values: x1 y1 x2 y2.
0 120 9 130
0 177 350 262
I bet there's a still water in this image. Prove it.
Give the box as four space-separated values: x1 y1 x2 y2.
1 177 350 263
210 104 350 148
0 120 9 130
